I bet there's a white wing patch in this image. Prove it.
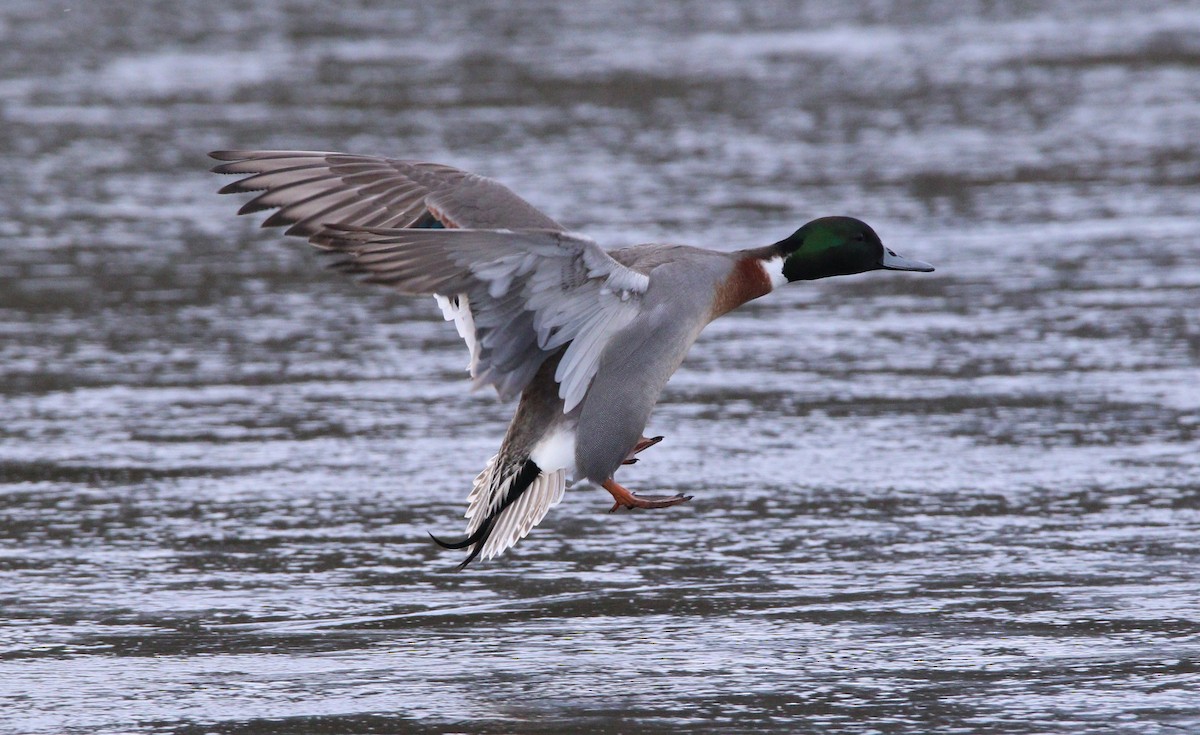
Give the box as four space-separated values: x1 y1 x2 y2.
433 293 480 374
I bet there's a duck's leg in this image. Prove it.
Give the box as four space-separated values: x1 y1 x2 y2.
603 478 692 513
621 435 665 465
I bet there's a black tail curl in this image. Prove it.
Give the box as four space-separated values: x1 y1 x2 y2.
429 458 541 571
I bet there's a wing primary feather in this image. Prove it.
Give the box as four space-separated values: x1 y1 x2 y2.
238 175 345 215
217 164 333 194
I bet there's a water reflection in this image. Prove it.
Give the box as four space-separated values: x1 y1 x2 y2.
1 1 1199 733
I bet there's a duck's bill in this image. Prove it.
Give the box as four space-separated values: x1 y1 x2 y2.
881 249 935 272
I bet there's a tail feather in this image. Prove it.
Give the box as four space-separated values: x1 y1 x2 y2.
431 455 566 569
428 525 487 550
484 470 566 558
430 515 497 570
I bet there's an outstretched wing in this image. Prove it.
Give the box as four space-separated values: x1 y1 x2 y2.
314 226 649 410
211 150 646 407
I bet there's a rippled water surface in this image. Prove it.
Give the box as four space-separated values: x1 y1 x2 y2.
3 1 1200 733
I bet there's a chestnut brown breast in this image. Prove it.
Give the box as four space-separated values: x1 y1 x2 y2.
709 257 773 321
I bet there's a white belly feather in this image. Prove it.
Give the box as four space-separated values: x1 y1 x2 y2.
530 426 577 478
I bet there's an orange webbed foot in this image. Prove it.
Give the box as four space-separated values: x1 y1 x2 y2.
602 477 692 513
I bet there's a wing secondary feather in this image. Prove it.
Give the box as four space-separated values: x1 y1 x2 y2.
315 226 649 410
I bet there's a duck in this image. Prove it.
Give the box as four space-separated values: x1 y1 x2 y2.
209 150 934 569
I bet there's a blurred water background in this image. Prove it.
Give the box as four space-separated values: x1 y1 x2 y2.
2 1 1199 733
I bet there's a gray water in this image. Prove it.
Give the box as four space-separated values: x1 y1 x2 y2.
2 1 1200 733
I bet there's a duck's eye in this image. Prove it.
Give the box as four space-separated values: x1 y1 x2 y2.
853 233 866 242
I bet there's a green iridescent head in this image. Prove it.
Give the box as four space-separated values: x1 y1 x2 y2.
774 216 934 282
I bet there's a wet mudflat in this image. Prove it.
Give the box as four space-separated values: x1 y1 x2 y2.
1 1 1199 733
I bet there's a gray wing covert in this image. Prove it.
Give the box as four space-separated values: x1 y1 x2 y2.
312 226 650 407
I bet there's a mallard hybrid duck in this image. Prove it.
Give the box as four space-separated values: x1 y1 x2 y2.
209 151 934 568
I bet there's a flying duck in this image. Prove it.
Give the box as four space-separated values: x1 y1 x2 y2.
209 150 934 568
